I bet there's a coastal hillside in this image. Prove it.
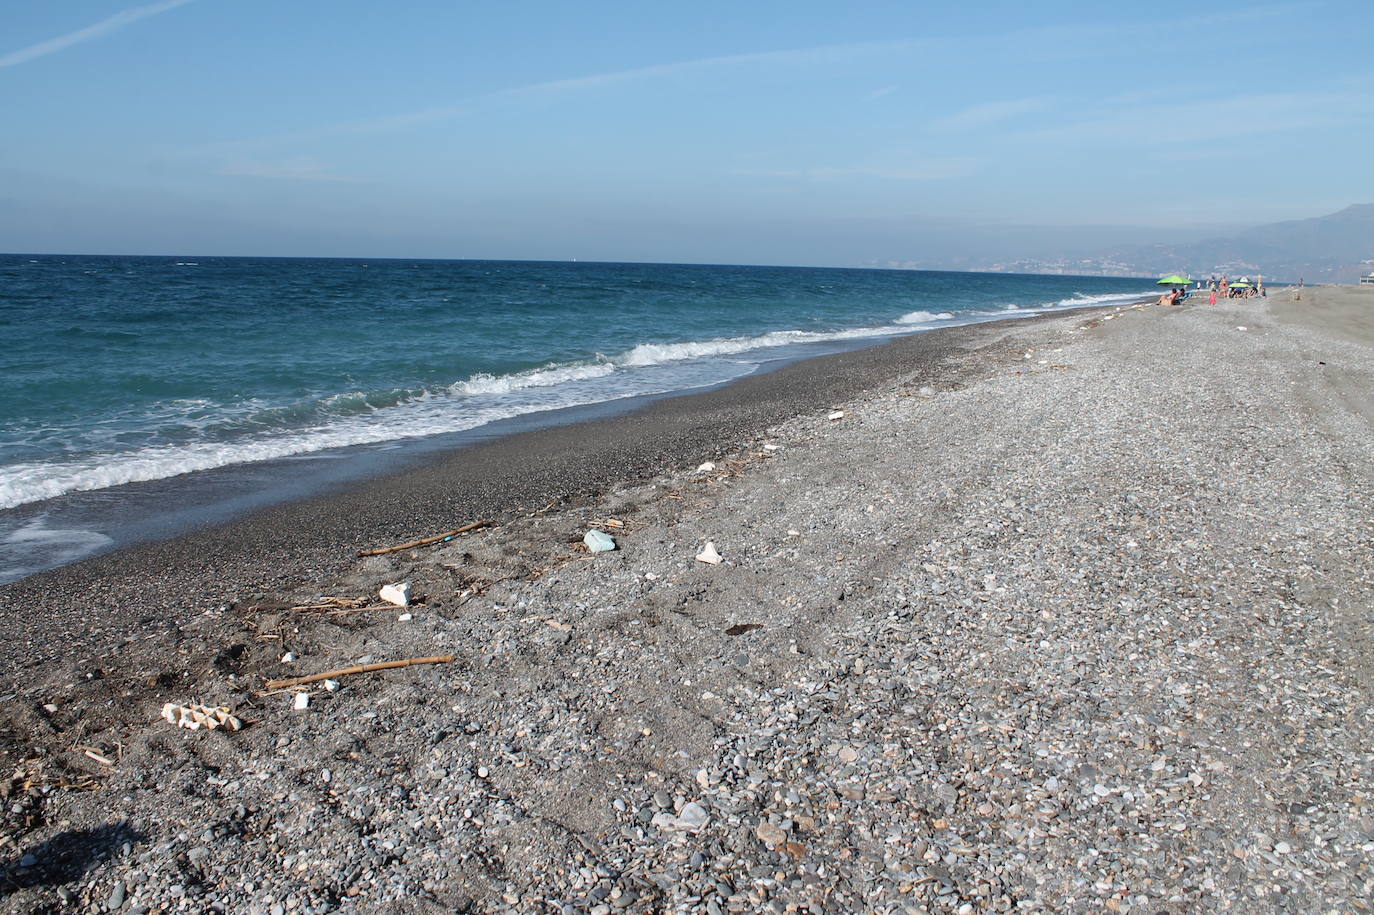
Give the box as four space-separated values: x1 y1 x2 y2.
1124 203 1374 283
872 204 1374 284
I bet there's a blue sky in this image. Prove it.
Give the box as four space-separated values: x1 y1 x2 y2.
2 0 1371 264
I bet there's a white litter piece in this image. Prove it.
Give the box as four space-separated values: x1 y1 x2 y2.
1236 326 1248 331
696 541 723 565
763 443 779 451
323 679 340 692
583 529 616 552
379 582 411 607
292 692 311 711
397 612 413 621
696 461 715 473
161 702 243 732
280 651 295 663
828 410 845 421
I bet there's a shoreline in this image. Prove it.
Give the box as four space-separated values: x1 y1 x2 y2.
0 293 1145 587
2 288 1369 912
0 304 1109 626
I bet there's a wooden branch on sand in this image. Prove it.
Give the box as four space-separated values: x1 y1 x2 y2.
265 655 455 690
357 520 491 557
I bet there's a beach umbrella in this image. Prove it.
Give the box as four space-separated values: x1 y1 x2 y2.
1230 282 1251 288
1156 274 1189 285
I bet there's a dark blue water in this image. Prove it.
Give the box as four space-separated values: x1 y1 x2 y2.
0 255 1152 581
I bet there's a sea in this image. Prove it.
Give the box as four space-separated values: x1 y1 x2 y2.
0 254 1154 583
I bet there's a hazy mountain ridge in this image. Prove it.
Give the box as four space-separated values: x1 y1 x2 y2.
875 204 1374 283
1119 203 1374 282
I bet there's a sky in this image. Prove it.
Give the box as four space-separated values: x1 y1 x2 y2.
2 0 1372 265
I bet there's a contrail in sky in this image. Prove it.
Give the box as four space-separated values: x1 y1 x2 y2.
0 0 195 68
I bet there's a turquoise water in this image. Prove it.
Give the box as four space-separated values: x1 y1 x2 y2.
0 255 1152 580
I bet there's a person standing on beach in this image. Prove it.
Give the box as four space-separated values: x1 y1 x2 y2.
1209 288 1218 305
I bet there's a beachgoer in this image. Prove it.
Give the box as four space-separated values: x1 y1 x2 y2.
1208 289 1217 306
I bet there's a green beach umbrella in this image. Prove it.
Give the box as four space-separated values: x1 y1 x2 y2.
1156 274 1190 285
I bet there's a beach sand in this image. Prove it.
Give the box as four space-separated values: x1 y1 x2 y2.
1 288 1370 912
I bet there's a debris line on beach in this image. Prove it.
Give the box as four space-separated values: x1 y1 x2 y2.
357 519 492 557
264 655 456 690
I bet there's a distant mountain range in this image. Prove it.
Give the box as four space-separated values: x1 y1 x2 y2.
1108 203 1374 283
873 203 1374 283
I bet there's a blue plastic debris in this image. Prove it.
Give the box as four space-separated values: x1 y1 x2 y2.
583 530 616 553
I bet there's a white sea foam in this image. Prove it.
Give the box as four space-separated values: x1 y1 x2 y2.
896 310 956 324
449 362 614 395
0 366 738 510
1053 291 1151 308
0 516 114 580
615 324 917 367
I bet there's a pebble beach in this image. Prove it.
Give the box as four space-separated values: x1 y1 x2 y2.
1 287 1371 913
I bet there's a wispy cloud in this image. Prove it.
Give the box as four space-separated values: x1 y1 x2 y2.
741 158 977 182
0 0 195 69
867 86 898 100
932 97 1056 131
1017 82 1374 146
197 39 926 152
219 158 355 183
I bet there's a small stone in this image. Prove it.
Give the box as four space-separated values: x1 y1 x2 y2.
379 582 411 607
677 802 709 830
292 692 310 711
107 881 127 909
755 822 787 847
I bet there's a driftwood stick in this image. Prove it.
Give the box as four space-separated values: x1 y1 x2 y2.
357 520 491 557
265 655 455 690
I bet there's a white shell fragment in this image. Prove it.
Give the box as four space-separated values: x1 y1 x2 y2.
397 612 413 621
583 529 616 552
323 679 340 692
828 410 845 421
292 692 311 711
696 461 715 473
161 702 243 732
696 541 723 564
651 801 711 832
379 582 411 607
280 651 295 663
